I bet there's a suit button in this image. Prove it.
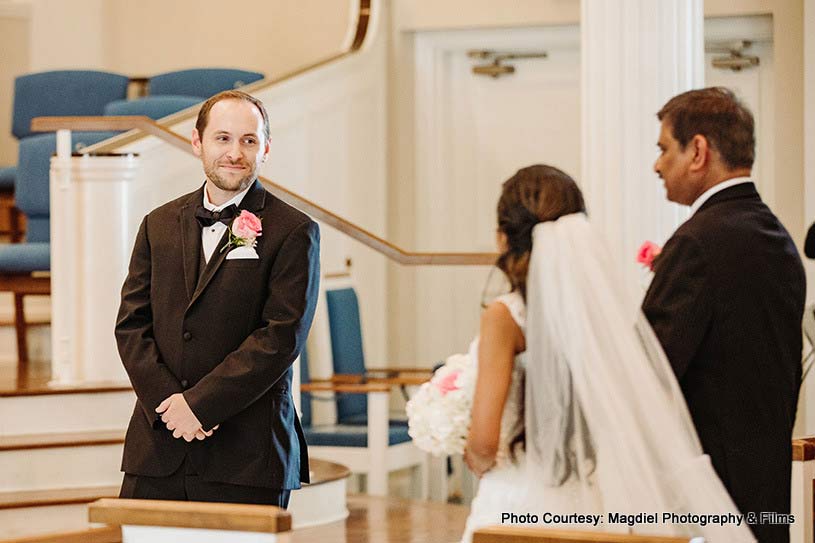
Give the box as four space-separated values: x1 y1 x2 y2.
183 331 192 341
181 380 189 388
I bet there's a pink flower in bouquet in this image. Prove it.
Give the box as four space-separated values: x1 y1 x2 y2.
232 210 262 240
636 241 662 271
435 370 461 396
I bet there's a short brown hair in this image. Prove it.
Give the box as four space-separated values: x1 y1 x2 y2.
195 90 270 142
496 164 586 301
657 87 754 171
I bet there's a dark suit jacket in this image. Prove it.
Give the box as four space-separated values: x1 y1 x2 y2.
115 179 320 490
643 183 804 541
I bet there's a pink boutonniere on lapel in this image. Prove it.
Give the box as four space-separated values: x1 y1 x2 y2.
221 210 262 254
636 240 662 271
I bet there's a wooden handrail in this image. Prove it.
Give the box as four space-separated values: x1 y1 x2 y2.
472 527 690 543
31 115 497 266
89 498 291 533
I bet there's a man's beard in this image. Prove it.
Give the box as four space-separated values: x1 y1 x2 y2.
204 162 257 193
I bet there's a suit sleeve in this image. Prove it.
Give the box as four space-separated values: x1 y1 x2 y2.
184 219 320 430
115 216 183 422
805 221 815 259
641 233 712 380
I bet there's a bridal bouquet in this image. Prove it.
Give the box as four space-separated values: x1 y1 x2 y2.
406 350 477 456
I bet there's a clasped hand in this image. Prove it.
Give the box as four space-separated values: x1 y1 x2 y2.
156 393 219 442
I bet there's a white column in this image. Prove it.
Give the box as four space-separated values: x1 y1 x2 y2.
50 154 139 383
581 0 703 288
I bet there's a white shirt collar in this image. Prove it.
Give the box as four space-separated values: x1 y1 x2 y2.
202 182 252 211
689 176 752 216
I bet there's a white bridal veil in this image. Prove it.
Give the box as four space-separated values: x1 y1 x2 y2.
524 213 755 542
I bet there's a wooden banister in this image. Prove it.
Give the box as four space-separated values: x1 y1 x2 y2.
472 527 690 543
792 437 815 461
30 115 497 266
301 381 391 394
89 498 291 533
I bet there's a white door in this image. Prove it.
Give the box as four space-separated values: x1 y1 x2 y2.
409 17 774 364
413 25 581 362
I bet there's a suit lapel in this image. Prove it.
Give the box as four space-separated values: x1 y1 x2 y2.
189 228 230 308
186 180 267 310
180 195 203 302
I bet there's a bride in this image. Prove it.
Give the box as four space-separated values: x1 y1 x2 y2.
460 165 754 542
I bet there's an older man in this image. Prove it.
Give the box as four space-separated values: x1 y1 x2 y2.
643 87 804 543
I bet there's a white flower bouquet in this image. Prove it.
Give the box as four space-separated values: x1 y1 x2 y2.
406 350 477 456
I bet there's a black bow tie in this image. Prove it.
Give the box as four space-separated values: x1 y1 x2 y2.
194 204 239 227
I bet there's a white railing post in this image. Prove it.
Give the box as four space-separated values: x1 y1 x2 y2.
366 390 389 496
50 129 74 383
50 152 140 383
791 438 815 543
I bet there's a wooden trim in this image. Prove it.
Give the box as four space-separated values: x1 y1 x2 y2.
89 498 292 533
0 275 50 294
366 366 435 375
0 485 119 510
0 429 125 452
301 382 390 393
2 526 122 543
472 527 690 543
365 375 430 386
792 437 815 461
29 117 497 266
0 381 132 397
307 458 351 486
81 0 372 155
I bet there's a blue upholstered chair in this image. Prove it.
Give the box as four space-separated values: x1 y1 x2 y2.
0 131 117 367
299 347 427 497
12 71 130 140
325 286 432 426
148 68 264 99
1 71 130 245
103 95 201 120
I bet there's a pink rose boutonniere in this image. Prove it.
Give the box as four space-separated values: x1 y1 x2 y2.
221 210 262 253
636 241 662 271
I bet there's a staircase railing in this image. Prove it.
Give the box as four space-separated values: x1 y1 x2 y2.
32 115 495 266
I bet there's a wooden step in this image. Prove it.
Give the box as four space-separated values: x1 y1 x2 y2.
0 486 120 510
0 388 134 437
1 526 121 543
0 487 120 540
0 430 125 452
0 378 131 397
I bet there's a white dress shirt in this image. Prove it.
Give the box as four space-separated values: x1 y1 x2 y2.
689 176 752 216
201 183 251 263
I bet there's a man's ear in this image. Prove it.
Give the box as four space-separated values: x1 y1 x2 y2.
262 138 270 162
191 128 203 157
688 134 709 173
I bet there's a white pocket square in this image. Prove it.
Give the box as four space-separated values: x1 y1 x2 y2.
225 246 259 260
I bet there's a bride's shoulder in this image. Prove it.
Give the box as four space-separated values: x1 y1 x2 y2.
493 291 526 329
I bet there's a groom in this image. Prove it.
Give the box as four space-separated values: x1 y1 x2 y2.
115 90 319 506
642 87 805 543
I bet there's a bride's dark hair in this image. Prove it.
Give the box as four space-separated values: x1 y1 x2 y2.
496 164 586 301
496 164 585 461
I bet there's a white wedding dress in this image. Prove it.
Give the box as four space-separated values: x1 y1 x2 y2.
460 292 603 543
459 214 755 543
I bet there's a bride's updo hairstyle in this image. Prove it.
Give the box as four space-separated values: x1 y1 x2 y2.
496 164 585 300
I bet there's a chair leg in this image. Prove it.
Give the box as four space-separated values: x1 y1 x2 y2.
13 293 28 373
9 206 21 243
